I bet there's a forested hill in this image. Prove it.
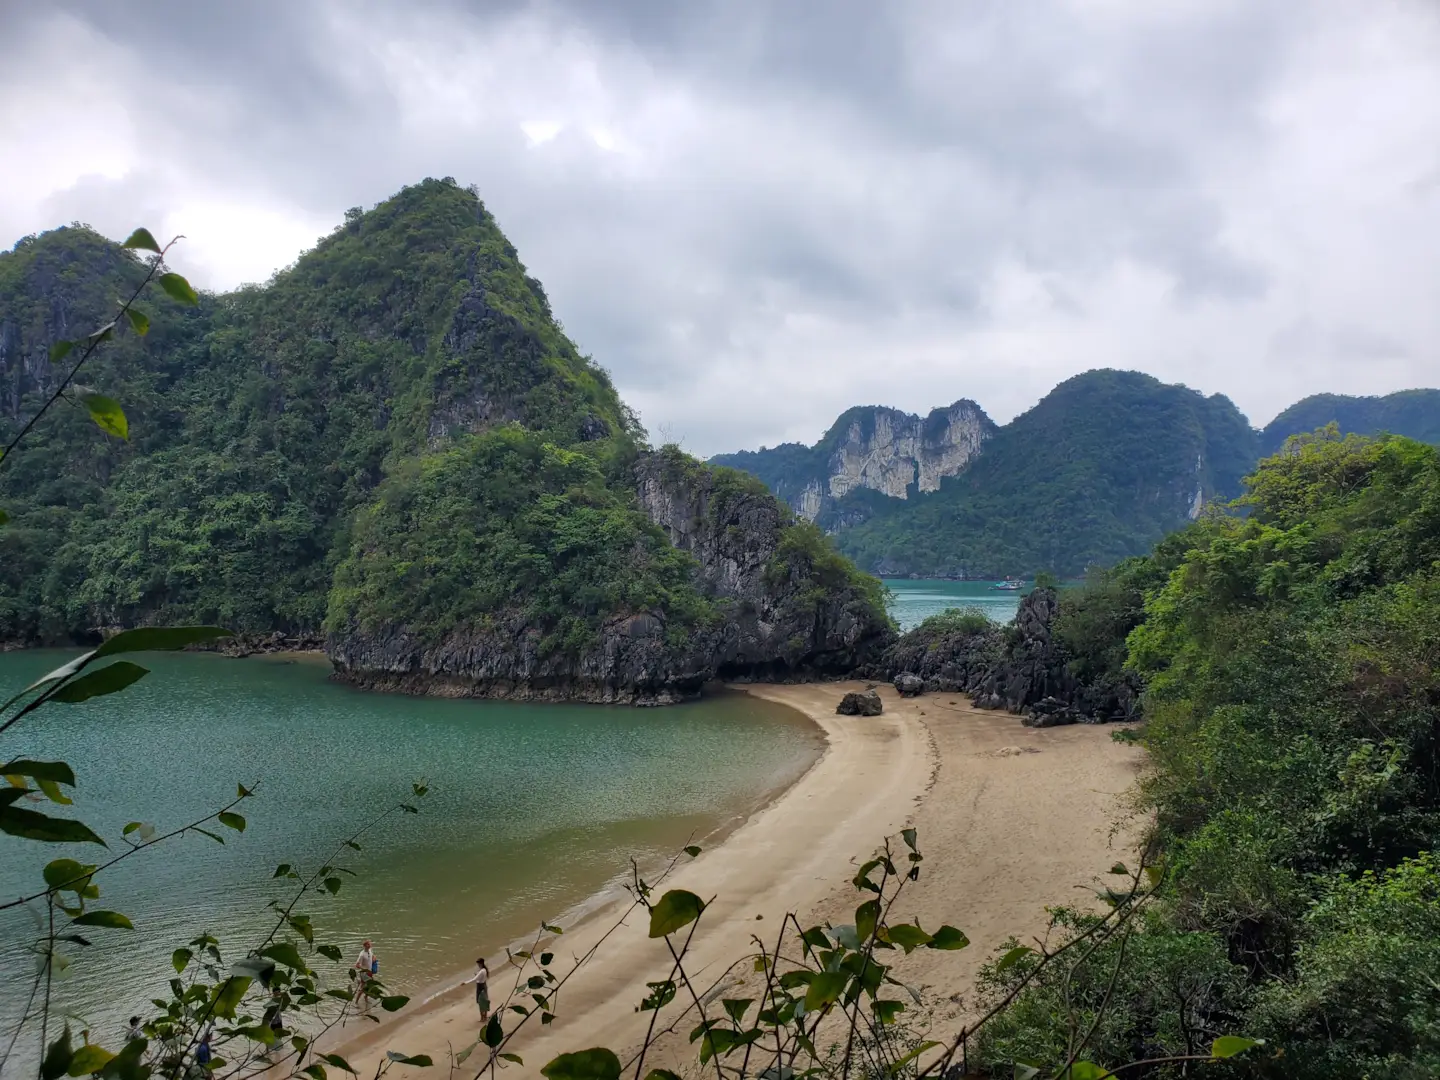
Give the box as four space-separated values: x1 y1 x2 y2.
0 179 891 700
714 374 1440 579
1260 389 1440 455
837 371 1257 577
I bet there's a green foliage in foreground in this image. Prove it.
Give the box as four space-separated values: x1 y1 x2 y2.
979 429 1440 1077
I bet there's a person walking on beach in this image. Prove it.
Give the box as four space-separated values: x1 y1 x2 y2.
355 940 376 1011
464 958 491 1023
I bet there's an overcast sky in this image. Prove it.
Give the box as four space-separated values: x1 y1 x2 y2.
3 1 1438 456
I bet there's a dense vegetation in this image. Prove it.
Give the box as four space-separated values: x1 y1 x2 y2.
978 428 1440 1077
1260 388 1440 455
835 370 1258 577
713 377 1440 580
1 180 885 668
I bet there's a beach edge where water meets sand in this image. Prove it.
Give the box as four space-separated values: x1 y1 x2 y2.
327 681 1146 1078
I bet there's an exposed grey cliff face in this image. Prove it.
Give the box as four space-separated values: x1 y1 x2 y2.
707 399 997 533
633 450 894 677
328 449 895 705
826 401 993 503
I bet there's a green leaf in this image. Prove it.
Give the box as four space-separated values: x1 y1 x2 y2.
192 826 225 844
121 228 161 253
1061 1064 1107 1080
218 811 246 833
261 942 307 970
319 1053 357 1075
500 1054 523 1065
94 625 232 657
317 944 342 962
0 805 106 845
1109 862 1130 875
41 1024 73 1080
78 394 127 440
803 970 848 1011
832 924 861 951
542 922 563 934
71 910 133 929
323 876 342 894
273 863 293 878
50 662 149 703
67 1043 116 1076
885 1040 940 1074
380 995 410 1013
901 827 917 851
800 926 831 951
1013 1066 1040 1080
49 340 74 363
540 1048 621 1080
1210 1036 1263 1059
684 844 701 857
872 999 905 1025
0 507 7 527
648 889 706 938
125 308 150 336
855 898 880 943
172 948 193 973
44 859 91 889
483 1012 503 1047
643 1072 682 1080
4 760 77 787
211 974 253 1018
302 1067 327 1080
84 324 115 347
995 946 1033 974
540 951 553 965
884 924 933 954
722 998 753 1024
927 925 970 950
97 1039 147 1080
385 1052 433 1067
158 272 199 305
36 778 73 805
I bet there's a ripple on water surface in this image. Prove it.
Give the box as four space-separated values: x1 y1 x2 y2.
0 651 820 1047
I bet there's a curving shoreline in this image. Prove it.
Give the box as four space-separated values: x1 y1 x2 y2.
327 681 1144 1077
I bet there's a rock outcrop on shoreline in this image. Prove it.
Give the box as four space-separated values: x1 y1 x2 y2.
862 587 1139 725
328 448 895 705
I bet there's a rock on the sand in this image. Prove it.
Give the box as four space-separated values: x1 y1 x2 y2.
894 672 925 697
837 689 884 716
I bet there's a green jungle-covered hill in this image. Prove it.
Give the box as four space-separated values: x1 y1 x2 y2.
714 373 1440 579
1260 388 1440 455
834 370 1258 577
0 179 891 702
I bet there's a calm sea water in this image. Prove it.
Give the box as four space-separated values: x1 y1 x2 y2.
0 652 820 1050
883 578 1034 630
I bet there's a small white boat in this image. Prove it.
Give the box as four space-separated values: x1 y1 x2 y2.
989 579 1024 591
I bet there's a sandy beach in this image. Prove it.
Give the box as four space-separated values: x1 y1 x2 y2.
330 682 1144 1077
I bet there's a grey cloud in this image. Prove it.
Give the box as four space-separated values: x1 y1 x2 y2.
3 0 1438 454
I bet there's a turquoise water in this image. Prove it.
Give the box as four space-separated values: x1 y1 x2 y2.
883 578 1034 630
0 652 820 1050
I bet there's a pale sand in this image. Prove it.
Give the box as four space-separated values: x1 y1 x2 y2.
329 682 1143 1077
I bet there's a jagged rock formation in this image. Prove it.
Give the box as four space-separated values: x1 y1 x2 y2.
709 400 996 530
861 588 1139 724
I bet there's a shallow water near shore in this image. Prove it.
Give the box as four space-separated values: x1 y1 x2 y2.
0 651 821 1049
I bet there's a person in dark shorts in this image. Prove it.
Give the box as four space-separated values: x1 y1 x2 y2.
464 958 490 1022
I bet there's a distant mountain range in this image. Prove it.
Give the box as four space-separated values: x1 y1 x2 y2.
710 374 1440 578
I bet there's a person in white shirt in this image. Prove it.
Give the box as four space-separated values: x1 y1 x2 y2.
354 940 376 1011
463 958 490 1023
